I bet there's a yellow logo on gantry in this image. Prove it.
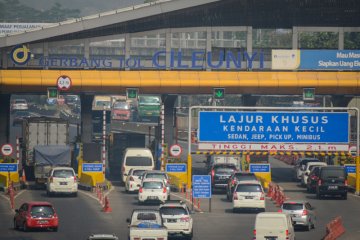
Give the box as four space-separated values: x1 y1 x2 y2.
11 45 31 65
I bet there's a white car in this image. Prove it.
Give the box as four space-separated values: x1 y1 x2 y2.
159 200 193 239
46 167 78 197
138 178 168 204
293 158 319 181
254 212 295 240
233 182 265 213
125 169 146 193
301 162 327 186
141 170 171 199
11 99 29 112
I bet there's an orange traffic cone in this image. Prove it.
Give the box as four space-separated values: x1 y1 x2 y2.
102 196 112 213
21 169 27 183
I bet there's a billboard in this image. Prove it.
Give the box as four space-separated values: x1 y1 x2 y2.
198 111 349 144
272 50 360 70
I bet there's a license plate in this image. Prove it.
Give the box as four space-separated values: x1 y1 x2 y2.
245 196 253 199
328 185 338 190
60 182 67 185
265 237 277 240
148 196 158 200
292 214 301 218
168 219 177 223
37 220 48 224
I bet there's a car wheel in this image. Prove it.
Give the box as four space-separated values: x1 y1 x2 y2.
306 222 311 231
167 195 171 201
233 208 237 213
316 192 322 200
342 194 347 200
47 191 52 197
13 219 18 230
73 192 78 197
312 222 315 229
53 227 58 232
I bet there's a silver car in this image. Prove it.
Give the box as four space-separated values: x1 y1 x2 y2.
280 200 316 231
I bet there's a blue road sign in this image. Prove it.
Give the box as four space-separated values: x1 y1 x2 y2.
344 165 356 174
198 111 349 143
166 164 187 173
249 164 271 173
82 163 103 172
0 163 18 172
192 175 212 198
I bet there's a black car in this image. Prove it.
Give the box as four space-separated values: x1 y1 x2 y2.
316 166 348 200
226 172 258 201
306 166 322 193
210 164 237 191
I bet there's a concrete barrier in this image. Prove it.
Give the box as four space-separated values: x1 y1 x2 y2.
79 172 106 190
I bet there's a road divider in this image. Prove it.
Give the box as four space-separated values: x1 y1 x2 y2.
267 182 289 207
322 216 345 240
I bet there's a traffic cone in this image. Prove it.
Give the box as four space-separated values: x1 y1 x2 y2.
102 196 112 213
21 168 27 183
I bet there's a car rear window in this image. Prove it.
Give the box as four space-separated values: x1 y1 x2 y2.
256 217 286 229
126 156 153 166
30 205 54 218
133 170 146 176
235 174 257 181
282 203 304 210
143 181 163 189
146 173 167 180
160 207 187 215
235 184 262 192
53 169 74 178
321 169 345 179
137 213 157 221
215 168 235 174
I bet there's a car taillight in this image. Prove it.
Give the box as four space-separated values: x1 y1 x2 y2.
180 217 190 222
139 187 143 193
129 176 134 181
310 175 317 180
286 229 289 237
231 179 236 186
211 170 215 182
167 179 170 185
260 193 265 200
73 176 77 183
50 177 53 183
302 210 308 216
253 229 256 237
345 180 348 186
318 179 322 186
163 187 167 193
278 209 282 212
233 192 238 200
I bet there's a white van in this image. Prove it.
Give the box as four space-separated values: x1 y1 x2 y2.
301 161 327 186
122 148 155 182
254 212 295 240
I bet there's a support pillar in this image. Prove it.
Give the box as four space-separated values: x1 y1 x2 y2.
162 94 178 147
81 94 94 143
0 94 10 145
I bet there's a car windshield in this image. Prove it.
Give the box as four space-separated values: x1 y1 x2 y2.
143 181 163 189
126 157 152 166
15 99 26 104
30 205 54 218
113 101 129 109
133 170 146 176
53 169 74 178
137 213 157 221
145 173 167 180
282 203 304 211
139 96 160 104
96 101 111 108
15 111 29 117
160 207 187 215
235 184 262 192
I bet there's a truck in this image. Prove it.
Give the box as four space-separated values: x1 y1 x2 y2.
21 117 69 179
108 132 146 175
126 209 168 240
205 155 242 172
137 95 161 122
33 145 71 184
92 95 111 142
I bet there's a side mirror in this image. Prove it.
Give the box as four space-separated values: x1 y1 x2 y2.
305 172 309 176
15 209 19 213
126 218 130 223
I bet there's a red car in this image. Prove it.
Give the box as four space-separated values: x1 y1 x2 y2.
14 201 59 232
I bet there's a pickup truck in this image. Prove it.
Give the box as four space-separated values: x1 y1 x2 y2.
127 209 168 240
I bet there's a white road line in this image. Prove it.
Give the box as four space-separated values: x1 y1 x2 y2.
170 192 204 213
14 190 25 199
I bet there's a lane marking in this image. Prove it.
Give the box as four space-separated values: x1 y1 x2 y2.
14 189 25 199
170 192 204 213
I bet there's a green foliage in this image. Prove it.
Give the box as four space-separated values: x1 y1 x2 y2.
344 32 360 50
299 32 338 49
0 0 80 22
